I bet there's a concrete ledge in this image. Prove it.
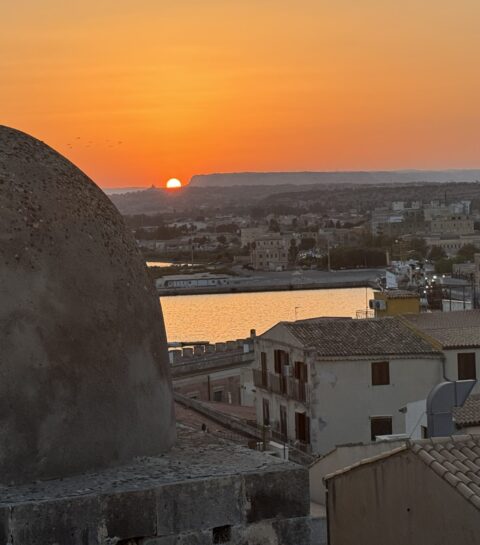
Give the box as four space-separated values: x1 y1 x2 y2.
0 426 310 545
157 279 378 296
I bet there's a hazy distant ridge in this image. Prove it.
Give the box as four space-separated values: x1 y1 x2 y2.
190 170 480 187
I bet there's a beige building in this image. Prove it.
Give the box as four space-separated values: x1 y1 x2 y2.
475 253 480 289
240 226 267 247
402 311 480 385
325 435 480 545
425 233 480 256
428 214 474 236
252 317 445 455
251 234 290 271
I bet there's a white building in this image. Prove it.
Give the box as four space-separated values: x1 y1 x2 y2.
252 316 445 455
251 234 290 271
240 227 268 248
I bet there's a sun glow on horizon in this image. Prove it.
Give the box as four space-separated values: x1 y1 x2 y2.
166 178 182 189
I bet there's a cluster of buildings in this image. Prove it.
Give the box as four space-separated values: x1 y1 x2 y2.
165 287 480 544
249 298 480 544
372 199 480 257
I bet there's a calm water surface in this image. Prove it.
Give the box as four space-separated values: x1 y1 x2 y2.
160 287 374 342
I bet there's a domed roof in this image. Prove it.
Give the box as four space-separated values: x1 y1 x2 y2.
0 126 175 484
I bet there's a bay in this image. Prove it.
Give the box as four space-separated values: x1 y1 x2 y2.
160 287 375 343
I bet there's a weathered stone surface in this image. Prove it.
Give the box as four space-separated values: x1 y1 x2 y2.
0 125 175 485
0 427 310 545
244 466 309 522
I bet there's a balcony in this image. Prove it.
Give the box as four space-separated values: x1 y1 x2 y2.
253 369 310 405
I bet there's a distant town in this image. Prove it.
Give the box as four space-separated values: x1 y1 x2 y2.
108 179 480 308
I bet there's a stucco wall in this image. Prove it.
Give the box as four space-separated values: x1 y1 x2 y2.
309 440 405 504
327 450 480 545
443 348 480 393
253 327 445 455
309 356 443 454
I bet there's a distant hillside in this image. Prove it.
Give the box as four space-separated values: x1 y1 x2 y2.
190 170 480 187
103 187 148 195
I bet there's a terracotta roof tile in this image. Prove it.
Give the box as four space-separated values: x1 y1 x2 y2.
411 435 480 511
283 316 440 358
453 394 480 428
326 435 480 511
403 310 480 348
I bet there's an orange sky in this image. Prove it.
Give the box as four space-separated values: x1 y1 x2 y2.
2 1 480 188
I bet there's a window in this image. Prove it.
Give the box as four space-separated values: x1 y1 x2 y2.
280 405 288 439
274 349 289 374
295 411 310 443
262 399 270 426
213 389 224 402
371 361 390 385
458 353 476 380
294 361 308 383
261 352 268 387
370 417 392 441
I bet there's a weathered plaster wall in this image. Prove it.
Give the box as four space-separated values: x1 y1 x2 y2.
310 356 443 454
443 348 480 391
309 440 406 504
327 450 480 545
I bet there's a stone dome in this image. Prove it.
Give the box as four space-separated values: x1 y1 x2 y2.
0 126 175 485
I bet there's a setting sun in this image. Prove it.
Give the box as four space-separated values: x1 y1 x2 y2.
166 178 182 189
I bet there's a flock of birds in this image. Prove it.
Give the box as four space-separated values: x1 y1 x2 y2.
66 137 123 149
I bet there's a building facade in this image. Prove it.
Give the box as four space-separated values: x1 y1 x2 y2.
325 436 480 545
252 317 445 455
251 234 290 270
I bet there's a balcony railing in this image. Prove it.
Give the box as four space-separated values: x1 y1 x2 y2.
253 369 310 405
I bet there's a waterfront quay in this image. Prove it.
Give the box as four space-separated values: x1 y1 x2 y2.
156 267 384 296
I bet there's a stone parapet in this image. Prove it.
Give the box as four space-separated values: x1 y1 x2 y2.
0 427 310 545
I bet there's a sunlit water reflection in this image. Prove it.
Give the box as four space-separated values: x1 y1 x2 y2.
160 287 374 342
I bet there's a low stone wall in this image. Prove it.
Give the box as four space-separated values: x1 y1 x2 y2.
175 393 315 467
169 339 254 364
309 439 406 505
0 426 311 545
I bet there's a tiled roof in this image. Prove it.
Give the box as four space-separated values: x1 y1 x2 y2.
403 310 480 348
410 435 480 510
283 317 440 358
382 290 420 299
325 435 480 511
453 394 480 428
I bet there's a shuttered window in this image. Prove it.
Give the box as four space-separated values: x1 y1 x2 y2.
458 353 476 380
274 349 289 374
295 412 310 443
371 361 390 386
294 361 308 382
262 399 270 426
370 417 392 441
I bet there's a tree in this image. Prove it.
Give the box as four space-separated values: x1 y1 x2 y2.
435 258 453 274
299 238 316 251
268 218 280 232
409 237 428 259
457 244 479 262
288 239 298 264
428 246 447 261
